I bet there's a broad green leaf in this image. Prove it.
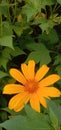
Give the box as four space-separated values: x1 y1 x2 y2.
0 115 31 130
26 43 51 65
57 0 61 4
25 105 52 130
48 107 59 130
0 71 8 79
0 105 52 130
0 35 14 49
47 100 61 125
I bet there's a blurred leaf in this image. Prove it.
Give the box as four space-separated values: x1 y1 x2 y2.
0 47 25 69
48 107 59 130
55 65 61 76
17 0 22 2
0 48 11 69
57 0 61 4
0 71 8 79
2 107 26 116
22 0 42 22
22 4 37 22
47 99 61 126
0 35 14 49
13 22 29 36
0 111 8 122
32 16 46 25
39 20 54 32
8 47 25 57
0 105 52 130
39 29 59 44
40 0 56 8
54 55 61 65
0 55 9 69
26 42 51 65
0 127 2 130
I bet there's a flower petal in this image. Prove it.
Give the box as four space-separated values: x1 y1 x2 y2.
38 96 47 108
39 74 60 87
9 92 29 112
27 60 35 80
30 93 40 112
21 63 29 80
10 69 26 85
43 87 61 97
35 65 49 81
3 84 24 94
14 94 29 112
37 88 48 108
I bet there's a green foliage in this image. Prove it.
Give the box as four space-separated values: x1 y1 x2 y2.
0 103 61 130
57 0 61 4
26 42 51 65
0 71 8 79
0 105 53 130
0 0 61 130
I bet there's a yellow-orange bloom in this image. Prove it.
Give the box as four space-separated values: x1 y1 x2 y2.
3 60 61 112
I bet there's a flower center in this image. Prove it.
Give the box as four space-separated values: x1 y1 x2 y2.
24 80 39 93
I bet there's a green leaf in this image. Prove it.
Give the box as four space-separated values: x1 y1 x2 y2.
54 55 61 65
47 99 61 126
57 0 61 4
22 0 42 22
17 0 22 2
0 56 9 69
39 20 54 32
25 105 52 130
2 107 26 116
0 48 11 69
48 107 59 130
0 47 25 69
10 47 25 57
0 127 2 130
13 22 29 36
39 29 59 45
0 71 8 79
40 0 56 8
0 105 52 130
55 65 61 76
22 4 37 22
0 115 31 130
26 42 51 65
0 35 14 49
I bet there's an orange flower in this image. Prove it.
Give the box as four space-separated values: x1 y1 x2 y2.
3 60 61 112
